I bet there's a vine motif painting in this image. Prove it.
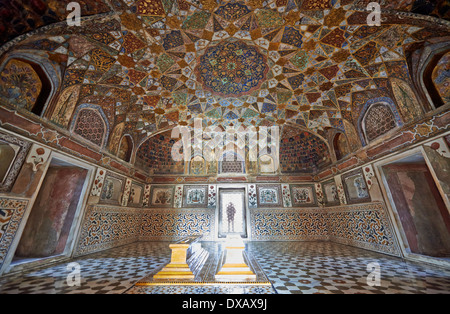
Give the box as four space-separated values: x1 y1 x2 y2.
150 186 174 208
127 182 144 208
99 173 124 206
290 185 317 207
256 184 282 208
342 169 371 204
183 185 208 208
322 180 340 206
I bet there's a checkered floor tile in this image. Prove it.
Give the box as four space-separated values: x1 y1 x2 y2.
0 241 449 294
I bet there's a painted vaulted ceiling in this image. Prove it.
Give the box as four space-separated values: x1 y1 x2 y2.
0 0 449 175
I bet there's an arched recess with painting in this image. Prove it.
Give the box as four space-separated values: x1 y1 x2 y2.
117 134 134 163
0 51 61 117
407 38 450 111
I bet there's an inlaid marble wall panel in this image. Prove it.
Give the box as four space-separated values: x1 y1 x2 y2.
74 205 142 256
250 208 328 241
0 197 29 272
139 209 215 241
325 202 401 257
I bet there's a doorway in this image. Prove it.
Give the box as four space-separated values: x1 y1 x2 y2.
381 152 450 258
13 157 90 265
218 188 247 238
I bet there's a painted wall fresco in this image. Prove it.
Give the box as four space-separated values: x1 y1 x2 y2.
99 173 124 206
289 184 317 207
256 184 283 208
432 51 450 105
127 181 144 208
149 185 175 207
342 168 371 204
322 179 340 206
183 185 208 208
0 59 42 111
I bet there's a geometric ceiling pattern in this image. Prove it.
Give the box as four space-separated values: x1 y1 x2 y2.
72 0 448 140
4 0 450 155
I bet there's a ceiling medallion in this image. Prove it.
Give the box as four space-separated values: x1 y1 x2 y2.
195 39 269 97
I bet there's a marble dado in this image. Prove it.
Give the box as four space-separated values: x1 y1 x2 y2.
249 202 400 257
74 204 142 256
324 202 401 257
74 202 400 258
139 208 216 242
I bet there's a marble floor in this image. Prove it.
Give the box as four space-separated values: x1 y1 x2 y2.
0 241 449 294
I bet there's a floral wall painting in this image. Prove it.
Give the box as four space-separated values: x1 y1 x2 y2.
127 181 144 207
0 59 42 111
143 184 151 207
281 184 292 208
99 173 124 206
190 156 205 175
290 184 317 207
150 185 174 208
314 183 325 207
248 184 257 209
322 179 340 206
50 85 80 128
334 174 347 205
256 184 282 208
90 167 107 197
25 144 51 172
121 178 132 207
342 168 371 204
183 185 208 208
174 185 183 208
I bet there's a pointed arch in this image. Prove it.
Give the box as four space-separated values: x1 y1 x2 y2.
0 51 61 117
117 134 134 163
70 104 110 148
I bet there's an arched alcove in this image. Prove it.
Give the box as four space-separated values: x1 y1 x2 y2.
333 132 351 161
407 39 450 111
70 105 110 148
357 98 403 146
0 51 61 117
117 135 133 163
362 103 398 144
